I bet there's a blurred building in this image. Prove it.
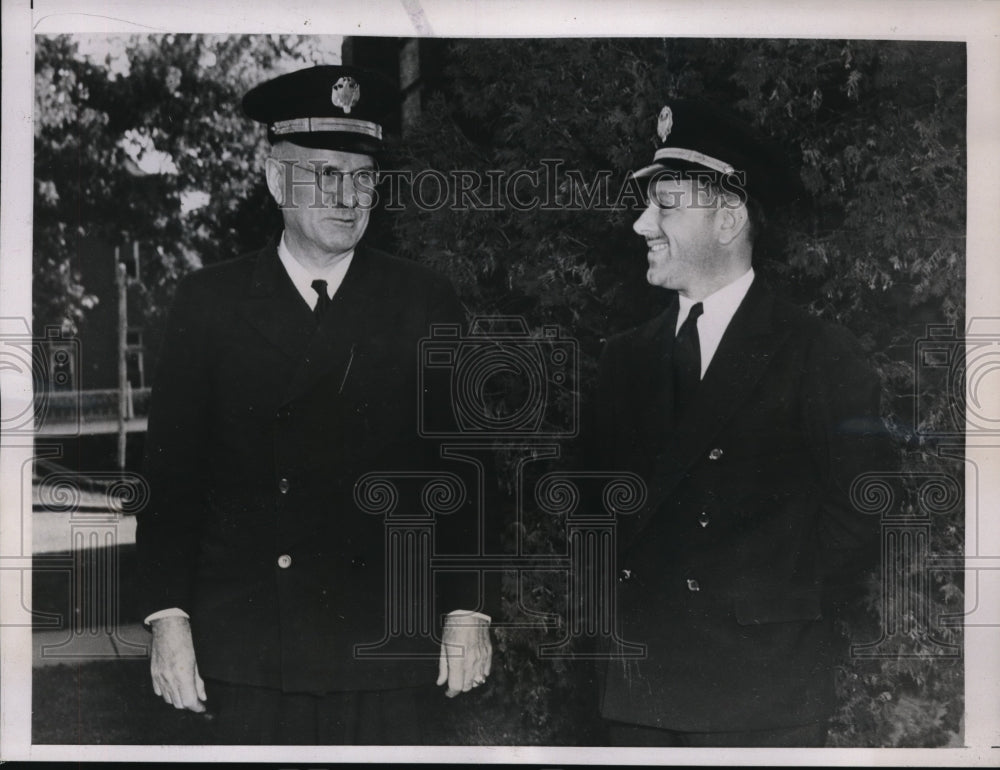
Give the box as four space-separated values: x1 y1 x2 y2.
342 36 448 138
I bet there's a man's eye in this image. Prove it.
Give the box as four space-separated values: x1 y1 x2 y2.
320 168 341 178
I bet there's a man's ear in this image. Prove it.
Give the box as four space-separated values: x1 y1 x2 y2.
265 157 287 206
716 199 749 246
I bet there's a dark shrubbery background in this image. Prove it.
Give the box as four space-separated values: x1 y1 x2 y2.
34 35 965 746
386 38 965 747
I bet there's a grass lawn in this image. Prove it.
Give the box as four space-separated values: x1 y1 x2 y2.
33 660 216 745
31 659 564 746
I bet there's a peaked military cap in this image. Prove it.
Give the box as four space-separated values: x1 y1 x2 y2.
632 100 799 209
242 65 394 155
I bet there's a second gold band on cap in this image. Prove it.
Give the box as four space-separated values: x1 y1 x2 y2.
271 117 383 140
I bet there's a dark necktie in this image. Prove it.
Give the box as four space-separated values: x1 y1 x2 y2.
311 279 332 320
673 302 704 418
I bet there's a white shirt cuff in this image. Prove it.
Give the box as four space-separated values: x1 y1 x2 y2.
144 607 190 626
145 607 488 626
447 609 491 623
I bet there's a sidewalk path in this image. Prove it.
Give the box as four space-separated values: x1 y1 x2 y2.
32 488 148 668
32 509 137 554
33 622 150 667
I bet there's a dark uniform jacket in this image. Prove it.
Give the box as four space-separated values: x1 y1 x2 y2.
590 277 896 732
137 238 478 694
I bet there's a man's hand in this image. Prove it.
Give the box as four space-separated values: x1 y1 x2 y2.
150 615 207 712
436 612 492 698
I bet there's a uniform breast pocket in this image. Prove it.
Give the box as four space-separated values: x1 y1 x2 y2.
344 355 415 431
339 348 406 394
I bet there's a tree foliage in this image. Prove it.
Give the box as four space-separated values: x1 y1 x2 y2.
33 33 340 339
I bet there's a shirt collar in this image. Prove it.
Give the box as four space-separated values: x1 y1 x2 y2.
277 231 354 303
677 267 755 330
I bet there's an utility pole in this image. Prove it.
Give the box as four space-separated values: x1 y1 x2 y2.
116 247 128 470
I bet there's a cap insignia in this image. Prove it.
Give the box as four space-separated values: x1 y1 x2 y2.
657 105 673 143
331 76 361 114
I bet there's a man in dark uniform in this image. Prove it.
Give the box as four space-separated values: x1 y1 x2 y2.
590 101 897 746
136 65 491 744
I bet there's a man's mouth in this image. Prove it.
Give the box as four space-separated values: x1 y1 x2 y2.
646 240 668 253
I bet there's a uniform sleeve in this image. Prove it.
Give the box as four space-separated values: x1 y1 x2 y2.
800 323 900 601
135 275 214 619
417 277 498 619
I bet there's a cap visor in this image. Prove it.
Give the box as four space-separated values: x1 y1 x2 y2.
630 162 663 180
270 131 382 157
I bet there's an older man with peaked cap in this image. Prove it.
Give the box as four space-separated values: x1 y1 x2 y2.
136 65 491 744
588 101 897 746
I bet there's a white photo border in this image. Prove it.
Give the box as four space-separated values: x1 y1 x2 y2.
2 0 998 765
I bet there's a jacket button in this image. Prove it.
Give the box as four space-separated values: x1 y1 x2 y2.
708 447 723 461
698 511 710 528
686 578 700 592
277 554 292 569
278 478 290 494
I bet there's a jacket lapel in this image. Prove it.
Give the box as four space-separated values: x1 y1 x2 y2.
634 300 680 454
241 237 316 365
621 278 790 549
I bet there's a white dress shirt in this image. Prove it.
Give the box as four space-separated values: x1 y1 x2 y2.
676 268 755 379
277 232 354 308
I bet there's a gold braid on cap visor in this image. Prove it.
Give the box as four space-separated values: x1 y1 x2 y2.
632 147 736 178
271 117 383 140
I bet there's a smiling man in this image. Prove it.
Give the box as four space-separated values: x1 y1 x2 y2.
589 101 897 746
136 65 490 745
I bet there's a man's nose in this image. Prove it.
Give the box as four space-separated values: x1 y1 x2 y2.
328 175 359 208
633 203 660 237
